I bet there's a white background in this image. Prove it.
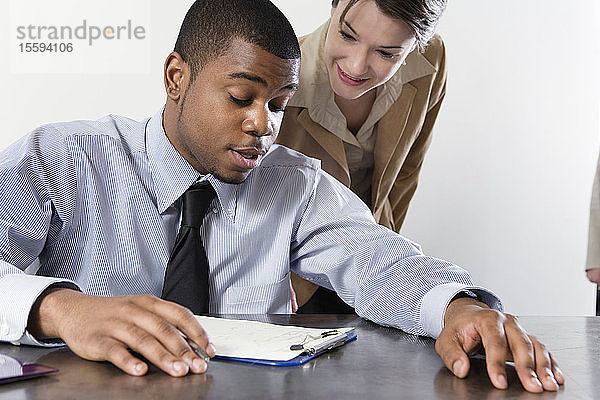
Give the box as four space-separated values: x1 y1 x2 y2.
1 1 598 316
9 0 151 74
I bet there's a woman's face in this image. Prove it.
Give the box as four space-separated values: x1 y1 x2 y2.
324 0 417 100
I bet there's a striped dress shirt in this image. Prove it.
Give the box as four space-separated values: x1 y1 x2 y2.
0 108 501 346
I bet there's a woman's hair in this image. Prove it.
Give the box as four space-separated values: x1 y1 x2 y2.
331 0 446 51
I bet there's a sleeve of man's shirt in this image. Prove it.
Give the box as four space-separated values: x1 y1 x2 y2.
0 126 80 346
289 169 502 338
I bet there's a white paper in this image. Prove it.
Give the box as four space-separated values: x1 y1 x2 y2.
195 316 354 361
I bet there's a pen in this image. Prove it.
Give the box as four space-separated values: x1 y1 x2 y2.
180 332 211 363
289 330 341 351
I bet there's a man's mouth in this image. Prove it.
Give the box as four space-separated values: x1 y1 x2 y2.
230 147 266 170
232 147 264 159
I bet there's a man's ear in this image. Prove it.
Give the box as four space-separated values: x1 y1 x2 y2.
164 51 187 101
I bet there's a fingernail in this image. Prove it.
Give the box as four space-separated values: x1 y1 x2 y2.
193 358 207 373
496 374 507 388
554 366 564 378
531 376 543 389
172 361 187 374
544 369 558 388
207 342 216 357
452 360 463 375
134 363 145 373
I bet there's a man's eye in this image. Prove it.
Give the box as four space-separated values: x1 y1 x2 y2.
230 95 253 106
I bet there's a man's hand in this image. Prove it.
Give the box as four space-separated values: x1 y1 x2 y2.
436 297 565 393
587 268 600 284
289 280 298 313
27 288 216 377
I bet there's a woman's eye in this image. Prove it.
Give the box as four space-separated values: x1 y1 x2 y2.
339 30 355 41
230 95 253 106
269 103 285 113
378 50 398 60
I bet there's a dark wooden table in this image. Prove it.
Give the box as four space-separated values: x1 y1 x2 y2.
0 315 595 399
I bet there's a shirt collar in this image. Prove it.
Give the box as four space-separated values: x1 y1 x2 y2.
145 107 237 220
288 20 437 137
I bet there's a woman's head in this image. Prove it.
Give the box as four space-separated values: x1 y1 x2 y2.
331 0 446 51
324 0 445 100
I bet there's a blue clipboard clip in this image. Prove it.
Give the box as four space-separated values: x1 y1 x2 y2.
289 329 354 355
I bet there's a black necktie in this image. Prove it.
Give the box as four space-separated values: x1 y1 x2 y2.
162 181 216 314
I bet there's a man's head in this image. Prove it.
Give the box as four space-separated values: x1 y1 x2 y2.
174 0 301 82
163 0 300 184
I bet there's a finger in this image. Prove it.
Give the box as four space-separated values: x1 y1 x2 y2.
117 306 208 375
109 319 190 377
290 283 298 314
140 296 214 358
477 311 510 390
503 318 543 393
586 268 600 284
101 339 148 376
550 352 565 385
530 336 559 391
435 329 472 379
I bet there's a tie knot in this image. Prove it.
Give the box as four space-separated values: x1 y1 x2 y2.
181 182 217 228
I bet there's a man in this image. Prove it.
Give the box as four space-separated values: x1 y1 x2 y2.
0 0 562 393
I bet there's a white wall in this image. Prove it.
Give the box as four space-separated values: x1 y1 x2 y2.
1 1 598 315
401 1 600 315
0 0 328 136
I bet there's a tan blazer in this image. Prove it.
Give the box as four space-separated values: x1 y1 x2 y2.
587 155 600 270
277 25 447 306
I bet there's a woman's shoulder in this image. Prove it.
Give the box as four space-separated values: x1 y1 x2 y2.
421 34 446 68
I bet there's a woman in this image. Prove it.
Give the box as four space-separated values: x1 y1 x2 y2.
277 0 447 312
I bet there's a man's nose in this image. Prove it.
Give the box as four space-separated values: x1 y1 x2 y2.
242 107 273 137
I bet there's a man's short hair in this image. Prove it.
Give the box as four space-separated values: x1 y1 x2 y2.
174 0 301 81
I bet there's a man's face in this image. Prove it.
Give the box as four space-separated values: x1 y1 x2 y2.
171 39 299 184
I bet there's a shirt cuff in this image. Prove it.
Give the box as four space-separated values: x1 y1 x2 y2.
420 283 503 338
0 273 79 345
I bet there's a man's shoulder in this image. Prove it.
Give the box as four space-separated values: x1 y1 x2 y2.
30 114 148 156
259 144 321 172
37 114 145 141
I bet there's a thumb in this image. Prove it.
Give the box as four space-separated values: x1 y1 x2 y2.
435 329 471 379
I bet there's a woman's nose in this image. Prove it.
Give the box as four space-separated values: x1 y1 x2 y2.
347 51 368 76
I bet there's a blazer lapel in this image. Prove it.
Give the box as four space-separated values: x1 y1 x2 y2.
297 109 351 186
371 83 418 213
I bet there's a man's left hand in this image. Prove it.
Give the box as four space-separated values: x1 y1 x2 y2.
435 297 565 393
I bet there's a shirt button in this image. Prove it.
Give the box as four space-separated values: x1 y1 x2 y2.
212 208 218 214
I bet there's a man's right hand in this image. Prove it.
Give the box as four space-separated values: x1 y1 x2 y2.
587 268 600 284
27 288 215 377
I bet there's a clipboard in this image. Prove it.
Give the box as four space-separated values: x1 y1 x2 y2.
193 316 357 367
214 329 357 366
